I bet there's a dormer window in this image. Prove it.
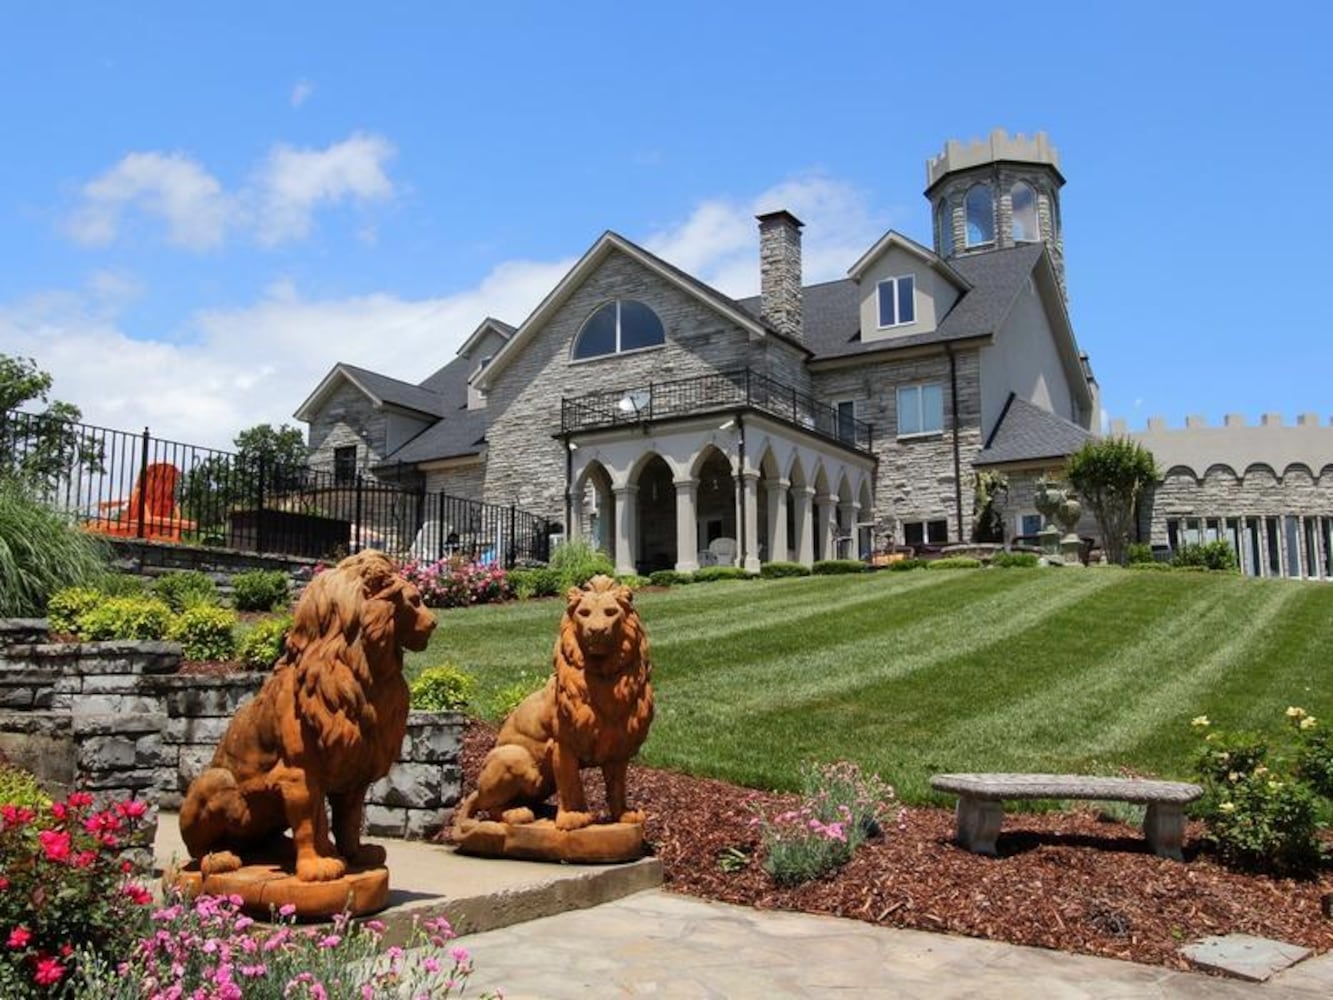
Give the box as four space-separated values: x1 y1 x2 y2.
876 275 916 328
572 300 665 360
1011 181 1038 242
965 184 994 246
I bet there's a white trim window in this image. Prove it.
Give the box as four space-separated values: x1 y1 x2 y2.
876 275 916 328
896 383 943 436
572 300 665 360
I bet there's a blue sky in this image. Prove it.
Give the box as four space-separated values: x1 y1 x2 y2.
2 1 1329 448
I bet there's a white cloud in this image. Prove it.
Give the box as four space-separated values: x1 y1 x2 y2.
67 152 231 250
290 79 315 108
255 133 396 245
63 133 397 251
23 171 887 450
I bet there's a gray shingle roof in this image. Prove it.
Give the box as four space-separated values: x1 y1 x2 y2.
973 394 1093 467
374 354 487 464
338 363 447 417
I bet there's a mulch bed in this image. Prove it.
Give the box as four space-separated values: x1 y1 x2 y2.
453 719 1333 971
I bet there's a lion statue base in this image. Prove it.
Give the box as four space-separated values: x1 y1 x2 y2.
172 551 436 916
451 574 654 864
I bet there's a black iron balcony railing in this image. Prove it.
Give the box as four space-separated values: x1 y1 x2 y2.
560 368 873 454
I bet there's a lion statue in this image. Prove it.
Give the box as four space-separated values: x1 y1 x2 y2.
180 551 436 882
455 574 653 834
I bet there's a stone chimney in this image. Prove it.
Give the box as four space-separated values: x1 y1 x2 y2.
757 210 804 341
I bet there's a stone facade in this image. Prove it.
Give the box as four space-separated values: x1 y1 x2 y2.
758 211 804 342
424 461 486 503
307 381 390 474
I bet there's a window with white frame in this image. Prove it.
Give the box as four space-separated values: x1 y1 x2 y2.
876 275 916 328
572 300 665 360
896 383 943 436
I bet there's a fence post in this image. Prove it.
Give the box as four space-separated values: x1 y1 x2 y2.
354 474 364 553
255 454 266 553
136 427 150 539
508 504 517 568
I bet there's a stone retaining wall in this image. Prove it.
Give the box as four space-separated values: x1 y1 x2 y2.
0 620 462 845
102 537 316 600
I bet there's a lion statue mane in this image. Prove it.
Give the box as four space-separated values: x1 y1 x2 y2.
456 573 654 833
180 550 436 882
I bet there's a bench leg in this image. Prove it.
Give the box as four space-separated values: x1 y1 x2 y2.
954 797 1003 855
1143 803 1186 861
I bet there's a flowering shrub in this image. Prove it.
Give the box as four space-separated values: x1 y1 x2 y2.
1191 711 1324 876
1290 706 1333 799
752 760 898 885
399 557 510 609
410 663 476 711
0 791 154 996
76 895 497 999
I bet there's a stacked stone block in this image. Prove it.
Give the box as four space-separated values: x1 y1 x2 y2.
366 711 463 840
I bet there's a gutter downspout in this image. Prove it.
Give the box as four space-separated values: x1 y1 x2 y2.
945 344 964 542
563 433 573 547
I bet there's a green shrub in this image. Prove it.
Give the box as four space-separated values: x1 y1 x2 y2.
649 569 694 586
95 573 148 597
489 671 546 721
811 560 866 575
409 663 475 711
74 596 173 641
237 615 292 671
1172 541 1238 572
46 586 102 634
167 605 238 661
927 556 982 570
989 551 1039 568
1289 707 1333 800
0 477 106 618
548 539 615 589
232 569 291 611
1192 714 1323 876
692 566 753 583
1126 542 1155 565
508 567 561 600
0 763 50 810
1128 561 1173 572
616 573 650 590
760 561 811 579
887 558 927 572
152 570 220 612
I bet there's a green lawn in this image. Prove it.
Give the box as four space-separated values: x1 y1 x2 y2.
406 568 1333 804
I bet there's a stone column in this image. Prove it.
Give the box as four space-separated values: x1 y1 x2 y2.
673 478 700 574
741 472 761 573
792 486 815 566
815 494 838 562
567 487 584 543
612 485 638 576
839 501 862 560
766 479 790 564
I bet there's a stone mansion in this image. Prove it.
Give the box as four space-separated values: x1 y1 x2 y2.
296 131 1333 579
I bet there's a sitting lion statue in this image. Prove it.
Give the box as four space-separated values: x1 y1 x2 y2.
456 574 654 833
180 551 436 881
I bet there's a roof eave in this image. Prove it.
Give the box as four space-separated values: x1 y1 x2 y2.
293 364 380 422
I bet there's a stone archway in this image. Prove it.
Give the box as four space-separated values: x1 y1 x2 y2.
693 446 737 565
573 460 615 560
632 454 676 574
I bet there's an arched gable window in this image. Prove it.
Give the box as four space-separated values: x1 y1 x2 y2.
572 300 665 360
1011 181 1038 242
965 184 994 247
937 198 953 257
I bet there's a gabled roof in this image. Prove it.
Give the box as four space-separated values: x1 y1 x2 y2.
474 230 802 390
456 317 515 359
294 362 447 422
846 229 971 286
379 406 487 465
973 393 1093 467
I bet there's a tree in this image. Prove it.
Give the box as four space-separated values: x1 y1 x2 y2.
971 470 1008 543
0 354 102 491
1065 437 1158 565
181 423 310 529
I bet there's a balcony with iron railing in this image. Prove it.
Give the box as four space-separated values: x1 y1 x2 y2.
560 368 874 455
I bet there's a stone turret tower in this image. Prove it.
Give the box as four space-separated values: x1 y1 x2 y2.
925 129 1066 298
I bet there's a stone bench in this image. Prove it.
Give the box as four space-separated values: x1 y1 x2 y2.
930 773 1203 861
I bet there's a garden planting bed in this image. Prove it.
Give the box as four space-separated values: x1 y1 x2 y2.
454 720 1333 971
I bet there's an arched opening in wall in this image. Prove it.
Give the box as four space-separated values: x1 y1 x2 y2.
787 454 808 562
1011 181 1039 242
965 184 994 246
858 478 875 559
834 472 854 559
694 446 737 566
632 454 676 575
812 464 832 561
576 461 615 560
755 446 782 564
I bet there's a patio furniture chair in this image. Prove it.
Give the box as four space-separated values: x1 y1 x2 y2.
708 536 737 566
88 462 196 542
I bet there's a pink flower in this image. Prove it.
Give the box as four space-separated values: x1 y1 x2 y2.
7 926 31 949
38 829 72 862
70 850 97 869
450 946 471 964
123 883 153 906
278 903 297 917
33 956 65 985
0 877 10 891
49 801 68 821
120 799 148 819
317 933 341 949
68 791 94 809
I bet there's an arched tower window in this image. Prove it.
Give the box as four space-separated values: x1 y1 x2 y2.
937 198 953 257
572 300 665 360
1011 181 1038 242
965 184 994 246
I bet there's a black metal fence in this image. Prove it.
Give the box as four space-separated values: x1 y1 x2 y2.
561 367 874 453
0 409 552 567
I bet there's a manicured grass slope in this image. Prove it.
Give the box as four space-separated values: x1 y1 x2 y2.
408 570 1333 803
